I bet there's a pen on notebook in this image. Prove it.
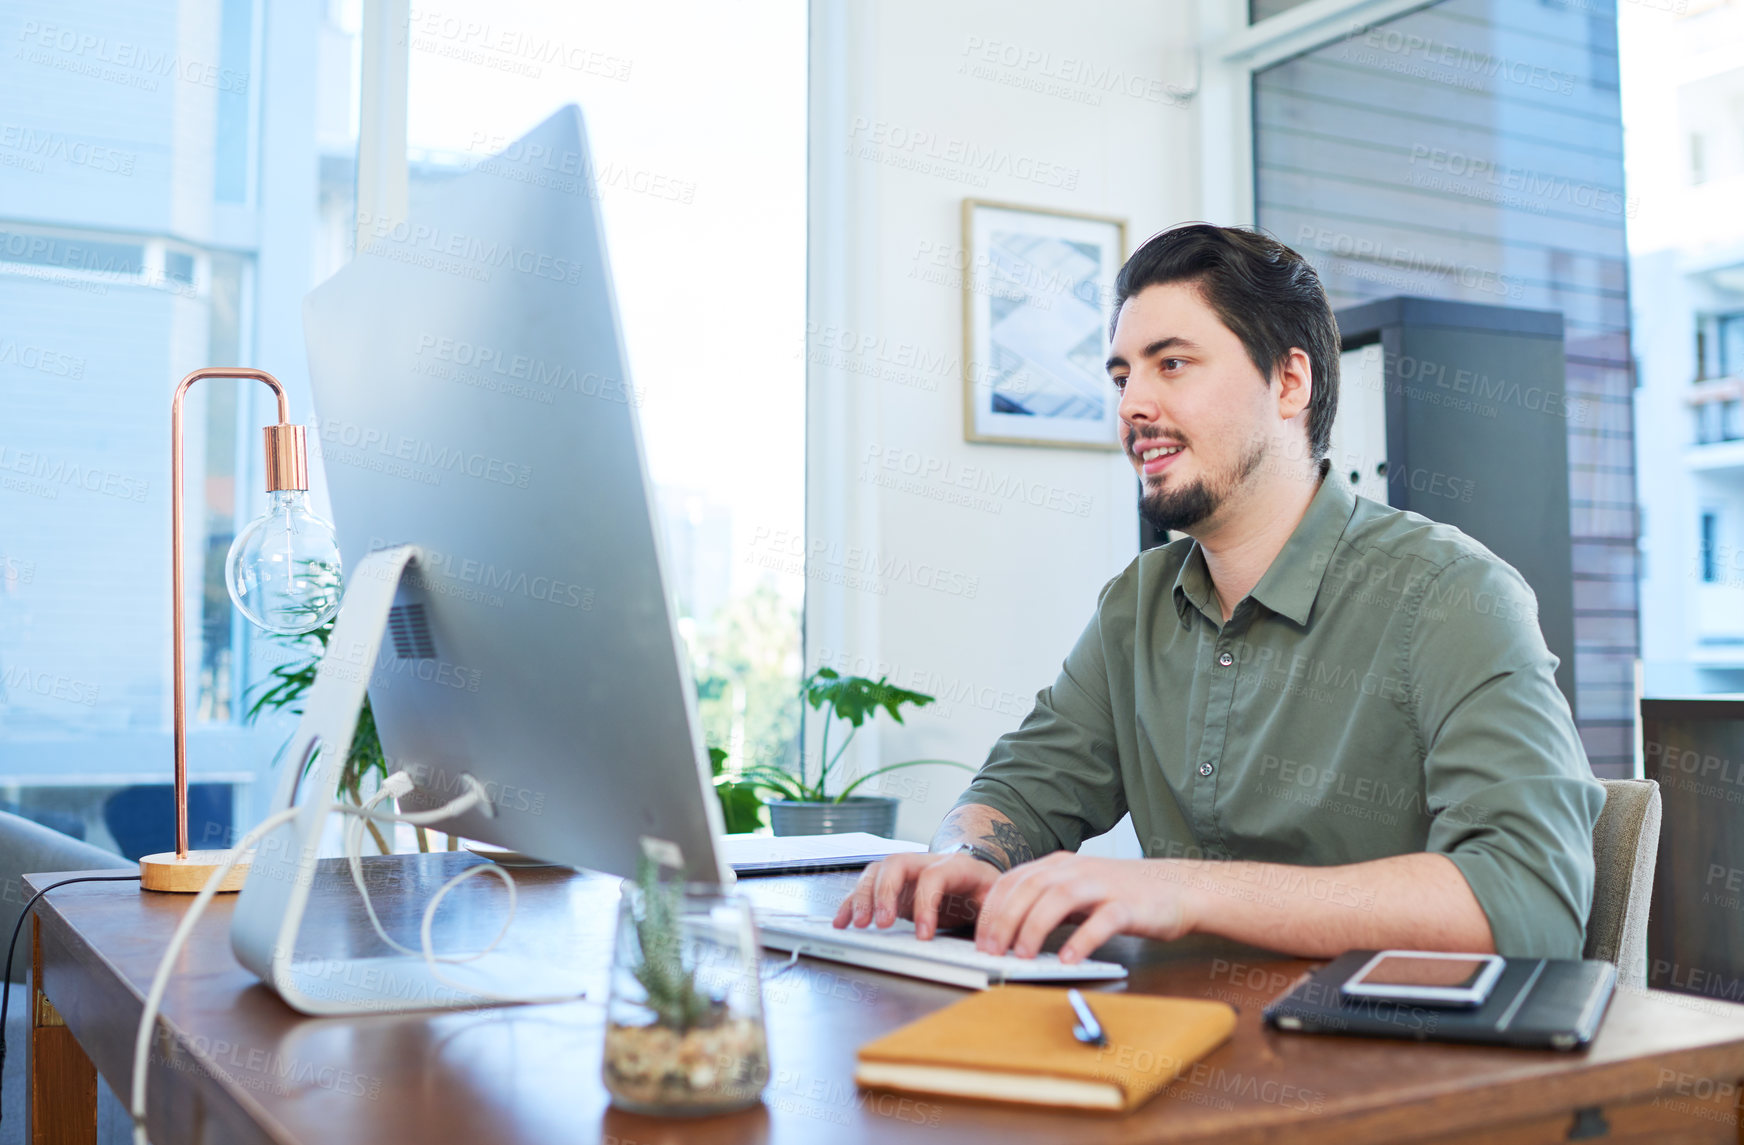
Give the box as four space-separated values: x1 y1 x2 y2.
1068 988 1108 1047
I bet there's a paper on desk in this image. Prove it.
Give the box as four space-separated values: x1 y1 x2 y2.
719 831 927 872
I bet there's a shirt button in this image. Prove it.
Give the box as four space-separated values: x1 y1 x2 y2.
1217 650 1233 667
1199 762 1214 777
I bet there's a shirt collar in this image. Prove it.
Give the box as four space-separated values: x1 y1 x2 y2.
1171 542 1217 626
1171 462 1355 628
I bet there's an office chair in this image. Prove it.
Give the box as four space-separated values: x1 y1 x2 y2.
1584 778 1662 988
100 783 234 863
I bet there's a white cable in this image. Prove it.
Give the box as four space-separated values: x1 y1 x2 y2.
766 946 802 980
344 772 520 974
130 804 299 1145
416 861 524 998
345 771 425 959
129 779 522 1145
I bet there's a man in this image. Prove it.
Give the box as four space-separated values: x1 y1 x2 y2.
834 223 1603 963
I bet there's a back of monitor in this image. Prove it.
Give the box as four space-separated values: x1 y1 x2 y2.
229 105 727 1014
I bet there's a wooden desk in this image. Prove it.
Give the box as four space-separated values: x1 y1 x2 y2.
27 853 1744 1144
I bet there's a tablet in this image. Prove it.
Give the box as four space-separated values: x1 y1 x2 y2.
1267 951 1617 1050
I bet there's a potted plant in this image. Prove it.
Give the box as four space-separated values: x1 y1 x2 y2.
734 668 970 837
602 853 768 1115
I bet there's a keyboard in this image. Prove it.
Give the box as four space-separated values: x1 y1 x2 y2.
755 912 1128 990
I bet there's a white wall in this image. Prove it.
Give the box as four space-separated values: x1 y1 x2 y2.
805 0 1200 851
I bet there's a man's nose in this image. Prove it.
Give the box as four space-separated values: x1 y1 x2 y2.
1118 373 1159 427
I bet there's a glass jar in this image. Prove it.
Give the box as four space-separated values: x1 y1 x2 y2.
601 881 769 1116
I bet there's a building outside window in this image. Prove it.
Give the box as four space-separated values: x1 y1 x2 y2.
1630 0 1744 693
0 0 328 846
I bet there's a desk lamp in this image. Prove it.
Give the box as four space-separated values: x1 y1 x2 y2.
138 368 343 893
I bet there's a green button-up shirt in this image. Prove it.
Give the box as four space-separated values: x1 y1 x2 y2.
956 471 1604 958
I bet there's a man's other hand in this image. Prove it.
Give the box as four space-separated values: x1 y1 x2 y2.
974 853 1192 963
832 851 1001 940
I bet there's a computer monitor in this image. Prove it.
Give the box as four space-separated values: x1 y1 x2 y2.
300 102 727 884
228 104 731 1015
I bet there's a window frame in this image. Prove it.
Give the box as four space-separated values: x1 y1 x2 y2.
1196 0 1441 224
355 0 411 247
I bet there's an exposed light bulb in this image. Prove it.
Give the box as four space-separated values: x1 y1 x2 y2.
225 490 343 635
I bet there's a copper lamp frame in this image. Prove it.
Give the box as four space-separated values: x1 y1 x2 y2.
142 367 312 893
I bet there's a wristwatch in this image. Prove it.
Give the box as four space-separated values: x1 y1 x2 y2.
941 841 1010 874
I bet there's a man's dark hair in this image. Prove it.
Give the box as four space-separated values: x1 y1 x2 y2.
1110 223 1339 462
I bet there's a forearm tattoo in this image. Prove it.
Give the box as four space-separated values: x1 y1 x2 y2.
981 819 1035 868
933 809 1038 868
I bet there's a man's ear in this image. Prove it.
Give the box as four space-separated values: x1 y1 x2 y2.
1274 347 1313 421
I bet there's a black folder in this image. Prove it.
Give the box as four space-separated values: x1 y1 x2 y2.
1263 951 1617 1050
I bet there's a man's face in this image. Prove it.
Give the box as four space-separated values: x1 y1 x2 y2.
1106 281 1280 536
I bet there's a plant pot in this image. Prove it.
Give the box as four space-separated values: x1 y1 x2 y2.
602 883 769 1116
766 795 899 837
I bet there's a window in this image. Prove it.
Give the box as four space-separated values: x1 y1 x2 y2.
1697 401 1725 445
1702 511 1720 583
1719 313 1744 378
1693 313 1744 380
1252 0 1636 772
1250 0 1318 21
1 0 804 850
0 2 358 846
398 2 806 778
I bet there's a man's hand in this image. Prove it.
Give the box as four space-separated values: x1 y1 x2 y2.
832 852 1001 939
837 830 1496 961
974 853 1193 963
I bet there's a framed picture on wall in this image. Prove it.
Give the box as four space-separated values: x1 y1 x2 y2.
961 199 1127 449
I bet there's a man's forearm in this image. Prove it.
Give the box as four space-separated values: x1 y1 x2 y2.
931 804 1035 870
1164 851 1494 957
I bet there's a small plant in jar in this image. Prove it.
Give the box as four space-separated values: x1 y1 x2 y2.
601 852 768 1115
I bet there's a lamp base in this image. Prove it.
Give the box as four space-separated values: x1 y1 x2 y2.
139 851 251 894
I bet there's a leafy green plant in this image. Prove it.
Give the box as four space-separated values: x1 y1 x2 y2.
630 853 723 1032
733 668 970 803
709 746 765 834
244 616 402 853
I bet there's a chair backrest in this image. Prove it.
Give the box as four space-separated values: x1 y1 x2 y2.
1584 778 1661 986
0 809 126 981
101 783 234 861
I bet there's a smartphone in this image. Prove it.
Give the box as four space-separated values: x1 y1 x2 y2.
1340 950 1506 1009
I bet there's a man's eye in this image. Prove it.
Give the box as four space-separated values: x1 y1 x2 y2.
1162 358 1186 372
1110 375 1128 391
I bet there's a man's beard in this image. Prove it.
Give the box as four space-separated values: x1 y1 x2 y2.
1137 436 1267 535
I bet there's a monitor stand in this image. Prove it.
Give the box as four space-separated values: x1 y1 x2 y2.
228 545 589 1016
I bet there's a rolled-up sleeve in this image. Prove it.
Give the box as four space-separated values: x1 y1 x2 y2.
1410 554 1605 959
952 580 1128 857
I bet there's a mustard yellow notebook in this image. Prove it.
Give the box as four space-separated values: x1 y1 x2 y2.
855 985 1237 1112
